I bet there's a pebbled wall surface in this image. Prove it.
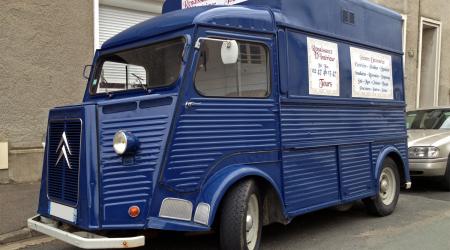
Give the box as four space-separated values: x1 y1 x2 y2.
0 0 93 182
372 0 450 109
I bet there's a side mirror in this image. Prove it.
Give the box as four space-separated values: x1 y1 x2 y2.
83 65 92 79
221 40 239 64
195 38 239 65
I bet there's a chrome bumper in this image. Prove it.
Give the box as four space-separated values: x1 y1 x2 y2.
409 158 448 177
27 215 145 249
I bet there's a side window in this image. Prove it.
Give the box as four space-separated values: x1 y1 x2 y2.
195 40 270 98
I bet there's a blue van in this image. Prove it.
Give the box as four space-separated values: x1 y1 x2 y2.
28 0 411 249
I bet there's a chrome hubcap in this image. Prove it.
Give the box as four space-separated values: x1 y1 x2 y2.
246 194 259 250
246 214 253 232
380 179 389 193
379 168 396 205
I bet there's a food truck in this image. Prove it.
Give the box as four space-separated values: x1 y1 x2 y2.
28 0 411 249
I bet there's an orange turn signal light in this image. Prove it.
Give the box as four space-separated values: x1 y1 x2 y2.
128 206 140 218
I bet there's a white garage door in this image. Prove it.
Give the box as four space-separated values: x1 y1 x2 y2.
98 5 156 90
99 5 156 46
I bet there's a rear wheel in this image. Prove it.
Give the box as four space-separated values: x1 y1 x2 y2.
220 179 262 250
442 160 450 191
363 158 400 216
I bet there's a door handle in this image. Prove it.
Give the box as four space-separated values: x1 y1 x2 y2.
185 101 201 109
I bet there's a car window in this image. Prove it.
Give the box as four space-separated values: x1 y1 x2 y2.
407 109 450 129
195 40 270 98
91 37 185 94
406 113 416 129
441 112 450 129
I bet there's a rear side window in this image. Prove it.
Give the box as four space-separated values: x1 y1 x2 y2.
195 40 270 98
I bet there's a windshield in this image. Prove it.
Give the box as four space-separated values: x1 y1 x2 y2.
90 37 185 95
406 109 450 129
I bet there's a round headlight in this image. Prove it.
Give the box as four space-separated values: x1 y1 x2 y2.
113 130 139 156
113 131 128 155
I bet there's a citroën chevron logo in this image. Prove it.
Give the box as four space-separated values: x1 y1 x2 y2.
55 131 72 169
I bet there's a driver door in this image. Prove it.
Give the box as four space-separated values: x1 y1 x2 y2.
161 29 281 193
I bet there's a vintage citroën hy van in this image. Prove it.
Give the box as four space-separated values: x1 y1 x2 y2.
28 0 410 249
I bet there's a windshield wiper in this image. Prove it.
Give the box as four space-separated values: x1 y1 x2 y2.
100 74 111 97
131 73 147 91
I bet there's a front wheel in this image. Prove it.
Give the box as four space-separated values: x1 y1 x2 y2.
441 158 450 191
363 157 400 216
220 179 262 250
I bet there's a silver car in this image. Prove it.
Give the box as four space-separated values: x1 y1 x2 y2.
407 108 450 189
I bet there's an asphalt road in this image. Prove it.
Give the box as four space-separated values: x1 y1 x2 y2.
10 180 450 250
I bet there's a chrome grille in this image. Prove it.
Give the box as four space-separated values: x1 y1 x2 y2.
47 119 82 206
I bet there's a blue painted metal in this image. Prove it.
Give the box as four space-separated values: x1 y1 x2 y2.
102 6 274 50
162 98 279 192
97 95 177 228
163 0 402 52
374 145 410 183
38 105 101 230
339 144 374 200
198 164 284 227
35 0 409 236
282 147 339 213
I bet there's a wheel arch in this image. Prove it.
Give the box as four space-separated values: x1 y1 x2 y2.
375 146 410 187
199 165 287 228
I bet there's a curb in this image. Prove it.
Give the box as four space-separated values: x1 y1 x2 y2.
0 228 42 245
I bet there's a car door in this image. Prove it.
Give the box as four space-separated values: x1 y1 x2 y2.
161 28 281 193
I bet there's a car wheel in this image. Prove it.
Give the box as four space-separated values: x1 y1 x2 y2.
220 179 262 250
442 159 450 191
363 157 400 216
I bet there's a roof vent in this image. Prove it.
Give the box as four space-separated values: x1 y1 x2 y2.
342 10 355 25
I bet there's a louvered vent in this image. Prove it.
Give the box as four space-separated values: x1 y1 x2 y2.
342 9 355 25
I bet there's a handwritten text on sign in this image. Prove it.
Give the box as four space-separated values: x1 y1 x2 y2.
182 0 247 9
350 47 393 100
307 37 340 96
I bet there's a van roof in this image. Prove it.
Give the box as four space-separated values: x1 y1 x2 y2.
103 0 402 53
101 6 273 49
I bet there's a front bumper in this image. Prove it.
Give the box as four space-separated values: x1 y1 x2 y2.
27 215 145 249
409 158 448 177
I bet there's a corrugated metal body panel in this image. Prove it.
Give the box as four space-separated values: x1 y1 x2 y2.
281 104 405 147
283 147 339 211
164 98 279 191
99 5 156 46
281 102 406 212
97 96 176 226
371 141 408 170
339 144 373 199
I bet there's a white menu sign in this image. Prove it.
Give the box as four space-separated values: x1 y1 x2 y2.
350 47 393 100
182 0 247 9
307 37 340 97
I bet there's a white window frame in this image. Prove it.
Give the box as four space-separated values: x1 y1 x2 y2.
416 17 442 109
400 14 407 76
93 0 100 50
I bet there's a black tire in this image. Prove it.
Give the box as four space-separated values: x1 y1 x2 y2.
363 157 400 217
220 179 262 250
442 158 450 191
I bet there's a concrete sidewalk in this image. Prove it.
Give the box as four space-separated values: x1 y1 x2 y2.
0 182 41 243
